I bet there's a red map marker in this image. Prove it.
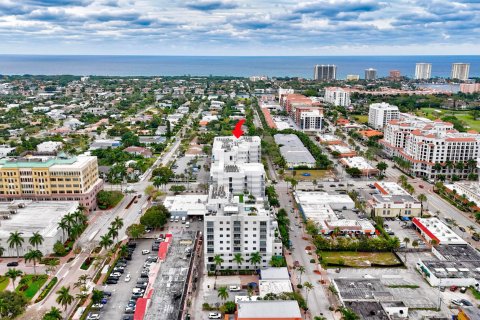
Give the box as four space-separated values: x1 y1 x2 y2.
232 119 245 138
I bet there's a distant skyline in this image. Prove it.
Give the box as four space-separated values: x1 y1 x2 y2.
0 0 479 55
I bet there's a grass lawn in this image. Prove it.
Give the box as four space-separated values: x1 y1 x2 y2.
352 115 369 124
284 169 333 181
418 108 480 132
0 276 9 291
16 275 48 300
320 251 401 267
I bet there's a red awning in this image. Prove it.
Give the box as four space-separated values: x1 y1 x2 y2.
134 298 148 320
158 242 169 260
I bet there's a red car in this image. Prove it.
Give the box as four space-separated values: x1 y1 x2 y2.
450 285 458 292
419 185 424 189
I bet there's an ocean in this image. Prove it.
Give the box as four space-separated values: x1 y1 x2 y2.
0 55 479 79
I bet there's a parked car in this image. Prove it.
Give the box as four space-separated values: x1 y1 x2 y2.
86 314 100 320
473 234 480 241
450 285 458 292
91 303 104 309
229 286 241 292
132 292 144 298
208 313 222 319
132 288 145 294
111 272 122 278
460 299 473 306
124 306 135 314
460 287 467 293
102 291 112 297
459 226 466 232
6 262 19 267
142 250 150 255
123 315 134 320
106 279 118 284
125 274 131 282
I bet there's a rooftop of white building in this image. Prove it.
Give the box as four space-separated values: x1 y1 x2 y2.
163 195 208 216
259 280 293 297
340 156 375 170
0 201 79 239
413 217 466 245
236 300 302 319
374 182 409 195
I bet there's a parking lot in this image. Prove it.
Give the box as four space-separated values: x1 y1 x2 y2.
88 239 160 320
386 220 426 247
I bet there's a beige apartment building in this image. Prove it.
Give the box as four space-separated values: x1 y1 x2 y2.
0 153 103 210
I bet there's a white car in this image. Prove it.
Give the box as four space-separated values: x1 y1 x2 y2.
208 313 222 319
132 288 145 294
86 314 100 320
91 303 103 309
229 285 241 292
142 249 150 255
124 274 131 282
111 272 121 277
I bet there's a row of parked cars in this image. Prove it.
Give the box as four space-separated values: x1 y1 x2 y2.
106 242 137 284
85 291 112 320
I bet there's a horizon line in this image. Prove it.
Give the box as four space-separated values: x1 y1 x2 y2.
1 54 480 57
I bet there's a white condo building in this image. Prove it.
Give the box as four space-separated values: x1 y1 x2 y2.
451 63 470 81
205 136 282 271
368 102 400 130
415 63 432 80
381 114 480 180
324 87 351 107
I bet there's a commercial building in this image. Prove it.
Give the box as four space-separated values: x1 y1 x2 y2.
37 141 63 153
324 87 351 107
460 83 480 94
416 259 480 287
205 136 282 271
346 74 360 81
373 182 409 196
163 194 208 217
295 107 323 131
89 139 121 150
317 134 343 145
236 300 302 320
380 114 480 180
295 191 355 223
327 144 356 158
274 134 316 168
280 94 312 114
451 63 470 80
457 306 480 320
367 193 421 218
365 68 377 80
0 200 79 256
278 88 294 101
339 157 378 176
415 63 432 80
389 70 401 80
412 217 466 245
368 102 400 130
318 219 375 236
0 153 103 210
314 64 337 81
444 181 480 210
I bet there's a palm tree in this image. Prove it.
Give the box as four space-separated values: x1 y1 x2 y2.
119 245 129 258
24 249 43 274
91 289 104 304
0 246 4 258
57 220 68 242
29 232 44 250
99 234 113 250
213 254 224 276
303 282 314 308
233 253 244 271
249 251 262 270
62 214 76 235
7 231 24 258
217 286 229 301
43 306 62 320
56 286 74 311
468 225 477 234
417 193 427 217
107 226 119 244
376 161 388 175
397 175 408 187
403 237 410 262
297 265 306 284
72 210 86 225
153 176 162 190
112 217 124 231
5 268 23 290
69 224 84 241
412 240 419 250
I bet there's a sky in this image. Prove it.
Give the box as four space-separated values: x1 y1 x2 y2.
0 0 479 55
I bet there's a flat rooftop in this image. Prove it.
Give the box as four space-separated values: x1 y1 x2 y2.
258 280 293 297
421 259 480 279
334 278 393 301
0 201 78 238
344 301 389 320
435 244 480 262
340 156 375 170
237 300 302 319
374 182 409 195
260 267 289 280
413 217 466 244
163 195 208 216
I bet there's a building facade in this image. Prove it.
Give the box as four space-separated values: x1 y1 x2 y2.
0 153 103 210
368 102 400 130
415 63 432 80
364 68 377 80
205 137 282 271
295 108 323 131
380 114 480 180
451 63 470 80
314 64 337 81
324 87 351 107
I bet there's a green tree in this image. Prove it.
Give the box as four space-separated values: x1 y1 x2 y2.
213 254 224 275
119 245 129 258
24 249 43 274
297 265 306 284
345 167 362 177
0 291 28 319
43 306 62 320
303 282 314 308
140 204 171 229
0 246 4 258
112 217 124 231
56 286 74 311
217 286 229 301
126 224 145 240
5 268 23 290
107 226 119 245
7 231 24 258
91 289 104 305
397 175 408 187
233 253 244 271
249 252 262 269
29 232 44 250
57 220 68 242
338 307 360 320
417 193 427 216
403 237 410 262
376 161 388 175
99 234 113 250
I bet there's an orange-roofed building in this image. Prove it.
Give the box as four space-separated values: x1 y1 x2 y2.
336 118 350 126
358 129 383 139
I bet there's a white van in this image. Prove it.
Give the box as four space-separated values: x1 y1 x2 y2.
181 217 186 224
170 216 174 222
186 222 190 228
174 216 179 222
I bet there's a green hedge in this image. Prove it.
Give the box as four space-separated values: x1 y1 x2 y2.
34 277 57 303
